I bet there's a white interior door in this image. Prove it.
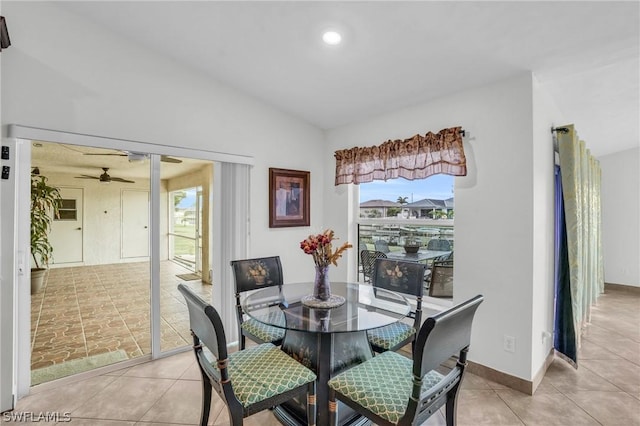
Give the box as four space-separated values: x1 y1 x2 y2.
50 187 84 264
121 190 150 258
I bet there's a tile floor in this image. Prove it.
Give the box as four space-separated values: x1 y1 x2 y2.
8 286 640 425
30 261 210 379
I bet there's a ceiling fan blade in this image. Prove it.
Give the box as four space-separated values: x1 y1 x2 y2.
160 155 182 163
83 153 128 157
75 175 100 179
110 177 136 183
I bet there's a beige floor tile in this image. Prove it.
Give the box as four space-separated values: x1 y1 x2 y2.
71 377 175 421
139 379 209 424
60 420 135 426
496 388 600 425
460 372 493 390
455 390 524 425
564 390 640 425
581 359 640 394
543 358 620 392
578 339 624 361
179 359 202 381
122 351 192 379
15 375 118 413
213 407 282 426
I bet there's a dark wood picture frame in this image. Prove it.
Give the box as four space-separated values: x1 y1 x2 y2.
269 168 310 228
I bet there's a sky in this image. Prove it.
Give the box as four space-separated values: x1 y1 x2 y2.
177 188 197 208
358 174 454 203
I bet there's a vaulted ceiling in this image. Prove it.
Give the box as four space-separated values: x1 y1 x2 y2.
57 1 639 158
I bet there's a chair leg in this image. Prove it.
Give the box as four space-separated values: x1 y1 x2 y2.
306 382 316 426
240 333 246 350
328 389 339 426
445 384 461 426
228 406 244 426
199 376 212 426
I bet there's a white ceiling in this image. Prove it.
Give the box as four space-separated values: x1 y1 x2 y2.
57 1 639 158
31 141 210 181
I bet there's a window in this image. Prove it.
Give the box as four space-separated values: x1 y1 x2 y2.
55 199 77 221
357 175 455 291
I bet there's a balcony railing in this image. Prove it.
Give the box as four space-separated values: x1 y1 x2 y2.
357 219 454 253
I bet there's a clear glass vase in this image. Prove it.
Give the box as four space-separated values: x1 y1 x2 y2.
313 264 331 301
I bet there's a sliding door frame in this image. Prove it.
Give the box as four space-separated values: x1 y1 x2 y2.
4 125 253 402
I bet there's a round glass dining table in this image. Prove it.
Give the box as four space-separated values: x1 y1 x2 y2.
242 281 411 426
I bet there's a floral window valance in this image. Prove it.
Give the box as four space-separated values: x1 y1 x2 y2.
334 126 467 186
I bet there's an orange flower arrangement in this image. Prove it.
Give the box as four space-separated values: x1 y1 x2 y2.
300 229 352 268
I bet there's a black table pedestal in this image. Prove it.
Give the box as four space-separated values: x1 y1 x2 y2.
274 329 373 426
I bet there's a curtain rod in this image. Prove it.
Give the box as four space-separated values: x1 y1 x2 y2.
551 126 569 134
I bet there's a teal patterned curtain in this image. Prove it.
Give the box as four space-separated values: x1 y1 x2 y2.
557 125 604 354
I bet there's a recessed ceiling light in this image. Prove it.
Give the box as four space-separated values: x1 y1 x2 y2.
322 30 342 45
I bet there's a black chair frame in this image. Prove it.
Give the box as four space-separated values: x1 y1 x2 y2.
330 295 484 426
178 284 317 426
231 255 285 349
368 258 427 353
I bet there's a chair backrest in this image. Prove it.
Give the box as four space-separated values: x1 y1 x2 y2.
426 238 452 251
177 283 228 367
372 258 427 297
429 259 454 297
413 295 483 378
361 250 387 282
374 240 390 253
230 256 283 293
372 258 426 329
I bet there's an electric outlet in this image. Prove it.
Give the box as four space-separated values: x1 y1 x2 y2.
503 335 516 353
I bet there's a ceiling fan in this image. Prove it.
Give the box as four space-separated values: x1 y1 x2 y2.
75 167 135 184
83 150 182 163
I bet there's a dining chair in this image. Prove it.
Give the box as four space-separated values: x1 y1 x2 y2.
429 259 454 298
367 258 427 353
374 239 391 253
329 295 484 426
231 256 286 349
360 249 387 283
424 253 453 289
426 238 452 251
178 284 317 426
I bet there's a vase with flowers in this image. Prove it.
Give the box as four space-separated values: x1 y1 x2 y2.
299 229 352 308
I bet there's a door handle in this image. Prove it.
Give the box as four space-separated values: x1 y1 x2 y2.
76 227 82 230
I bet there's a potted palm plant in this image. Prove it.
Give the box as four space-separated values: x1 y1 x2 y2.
30 173 62 294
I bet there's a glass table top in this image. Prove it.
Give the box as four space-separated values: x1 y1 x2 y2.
241 281 411 334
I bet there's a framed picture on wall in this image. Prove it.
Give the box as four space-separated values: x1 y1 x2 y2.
269 168 310 228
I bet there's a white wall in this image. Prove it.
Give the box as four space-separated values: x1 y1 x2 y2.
325 73 559 383
44 171 170 265
0 1 325 284
531 76 566 376
599 147 640 287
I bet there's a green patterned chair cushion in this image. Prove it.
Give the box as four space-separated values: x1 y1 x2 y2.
367 322 415 351
328 351 444 424
242 312 286 343
229 343 316 407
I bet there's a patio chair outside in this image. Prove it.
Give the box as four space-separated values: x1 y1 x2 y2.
360 249 387 283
